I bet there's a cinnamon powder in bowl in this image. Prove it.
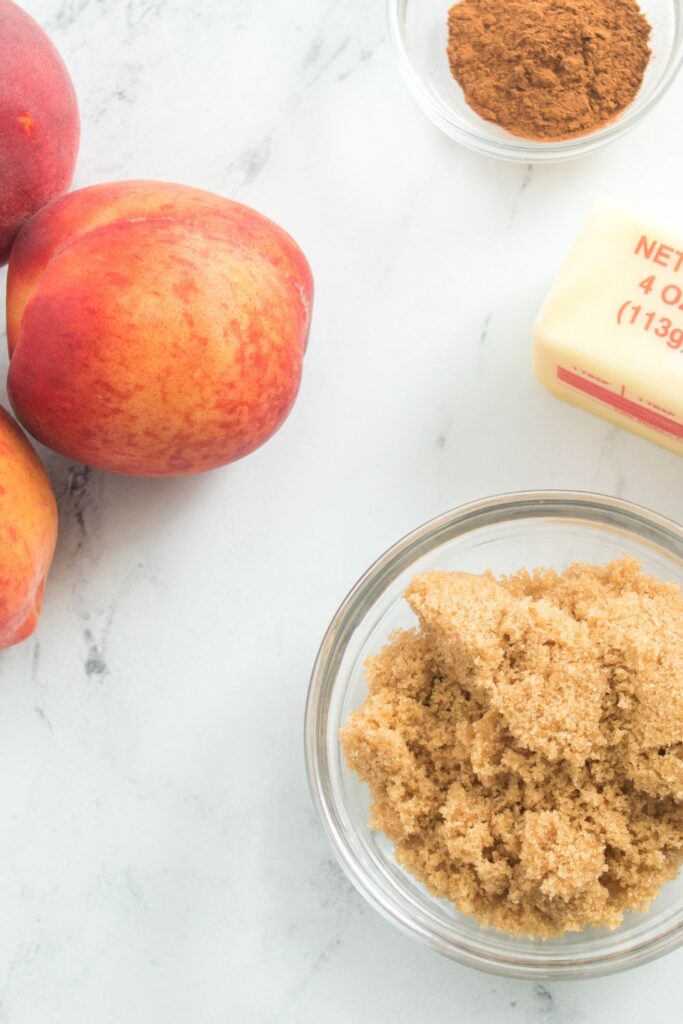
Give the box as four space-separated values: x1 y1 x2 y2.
446 0 652 141
388 0 683 161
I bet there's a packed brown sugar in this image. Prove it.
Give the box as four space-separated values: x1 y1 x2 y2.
341 559 683 937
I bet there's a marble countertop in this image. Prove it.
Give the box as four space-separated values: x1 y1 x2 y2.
2 1 683 1021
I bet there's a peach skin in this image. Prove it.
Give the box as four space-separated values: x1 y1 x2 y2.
6 180 314 476
0 407 57 648
0 0 79 265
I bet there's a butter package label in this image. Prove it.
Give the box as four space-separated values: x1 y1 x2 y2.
534 198 683 455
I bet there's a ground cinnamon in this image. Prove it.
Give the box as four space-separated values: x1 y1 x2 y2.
446 0 652 141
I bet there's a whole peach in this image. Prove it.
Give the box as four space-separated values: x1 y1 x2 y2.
0 0 79 265
7 180 313 476
0 407 57 648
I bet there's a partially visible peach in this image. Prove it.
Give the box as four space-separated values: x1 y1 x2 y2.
0 0 79 265
7 180 313 476
0 407 57 648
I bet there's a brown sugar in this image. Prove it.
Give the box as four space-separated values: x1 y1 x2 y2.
341 559 683 937
446 0 652 141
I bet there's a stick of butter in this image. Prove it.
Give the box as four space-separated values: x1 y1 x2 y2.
534 198 683 455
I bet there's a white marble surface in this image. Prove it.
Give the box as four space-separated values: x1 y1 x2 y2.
1 1 683 1020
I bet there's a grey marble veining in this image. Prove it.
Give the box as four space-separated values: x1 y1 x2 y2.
1 1 682 1021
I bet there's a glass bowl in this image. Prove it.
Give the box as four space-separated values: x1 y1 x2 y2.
305 492 683 979
388 0 683 162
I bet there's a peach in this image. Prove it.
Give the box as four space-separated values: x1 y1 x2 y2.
0 407 57 648
7 180 313 476
0 0 79 265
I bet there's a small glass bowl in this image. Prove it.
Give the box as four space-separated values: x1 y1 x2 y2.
305 492 683 979
388 0 683 161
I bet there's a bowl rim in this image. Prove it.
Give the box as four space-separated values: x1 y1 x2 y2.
305 490 683 979
387 0 683 162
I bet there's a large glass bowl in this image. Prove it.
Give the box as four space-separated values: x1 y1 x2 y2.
388 0 683 161
305 492 683 979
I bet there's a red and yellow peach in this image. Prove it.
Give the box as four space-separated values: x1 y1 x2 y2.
7 180 313 476
0 408 58 648
0 0 79 265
